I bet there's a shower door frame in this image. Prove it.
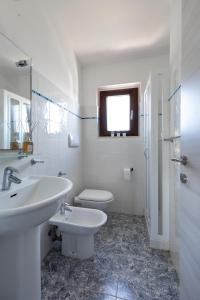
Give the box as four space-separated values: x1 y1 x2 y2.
144 73 170 250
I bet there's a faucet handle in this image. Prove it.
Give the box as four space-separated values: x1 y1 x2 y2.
31 158 45 165
58 171 66 177
8 174 22 184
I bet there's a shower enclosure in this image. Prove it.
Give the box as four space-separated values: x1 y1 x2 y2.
144 72 170 249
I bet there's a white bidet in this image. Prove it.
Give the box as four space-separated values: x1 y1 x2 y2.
49 206 107 259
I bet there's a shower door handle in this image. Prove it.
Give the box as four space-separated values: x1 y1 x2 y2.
171 155 188 166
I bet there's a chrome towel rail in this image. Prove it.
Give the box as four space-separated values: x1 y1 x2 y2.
163 135 181 142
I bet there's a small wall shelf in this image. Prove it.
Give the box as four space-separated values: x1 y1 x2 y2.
0 151 31 160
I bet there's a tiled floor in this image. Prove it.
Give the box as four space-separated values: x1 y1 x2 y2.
42 213 179 300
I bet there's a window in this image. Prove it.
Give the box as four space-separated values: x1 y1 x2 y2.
99 87 139 136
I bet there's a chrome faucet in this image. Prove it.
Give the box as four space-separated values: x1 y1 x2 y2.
2 166 22 191
60 202 72 214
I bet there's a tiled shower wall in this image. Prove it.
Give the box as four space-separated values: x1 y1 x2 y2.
0 69 83 259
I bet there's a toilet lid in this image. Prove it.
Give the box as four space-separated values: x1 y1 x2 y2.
78 189 113 202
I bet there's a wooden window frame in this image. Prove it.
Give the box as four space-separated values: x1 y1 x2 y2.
99 87 139 137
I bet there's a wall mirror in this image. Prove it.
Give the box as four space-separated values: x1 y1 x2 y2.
0 32 32 154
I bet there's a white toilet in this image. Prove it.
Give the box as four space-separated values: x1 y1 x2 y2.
49 205 107 259
74 189 114 210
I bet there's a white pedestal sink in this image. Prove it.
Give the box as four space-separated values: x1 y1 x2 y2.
0 175 73 300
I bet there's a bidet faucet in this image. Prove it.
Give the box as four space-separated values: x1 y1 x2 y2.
2 166 22 191
60 202 72 214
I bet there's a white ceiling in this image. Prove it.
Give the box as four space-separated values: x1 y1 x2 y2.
44 0 170 65
0 0 169 95
0 0 169 66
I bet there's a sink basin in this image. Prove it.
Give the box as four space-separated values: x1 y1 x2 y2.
0 175 73 300
0 175 73 235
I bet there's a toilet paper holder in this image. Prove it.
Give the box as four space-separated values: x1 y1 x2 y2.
124 167 134 172
123 167 134 181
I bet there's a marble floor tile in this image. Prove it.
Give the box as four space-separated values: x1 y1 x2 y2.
41 213 179 300
79 291 116 300
117 280 138 300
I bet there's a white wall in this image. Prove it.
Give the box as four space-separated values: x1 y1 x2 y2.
0 69 83 259
81 55 169 215
0 73 14 94
0 49 82 261
0 1 83 258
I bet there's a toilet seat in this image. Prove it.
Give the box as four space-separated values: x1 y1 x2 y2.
74 189 114 210
78 189 113 202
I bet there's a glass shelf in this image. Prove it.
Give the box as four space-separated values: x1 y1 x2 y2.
0 151 31 160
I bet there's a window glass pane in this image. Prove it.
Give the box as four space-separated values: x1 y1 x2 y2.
106 94 130 131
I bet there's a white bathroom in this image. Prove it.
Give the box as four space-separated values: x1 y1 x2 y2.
0 1 200 300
